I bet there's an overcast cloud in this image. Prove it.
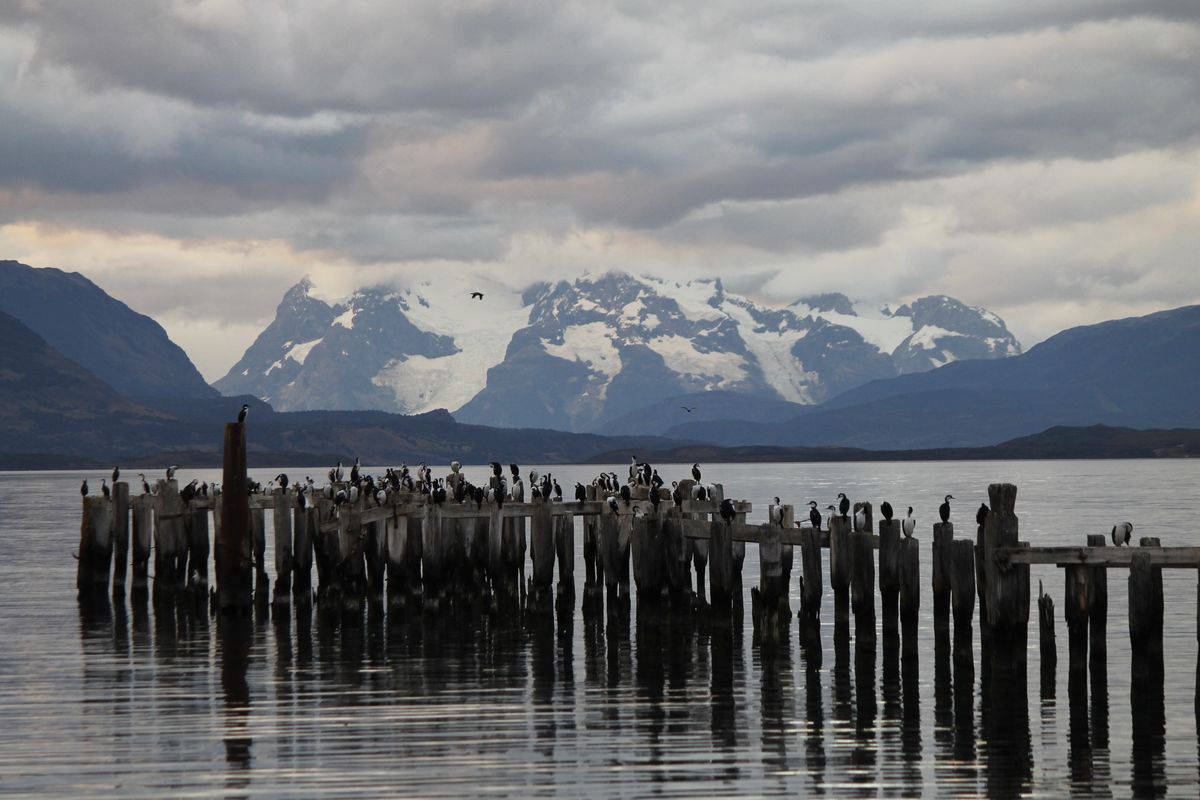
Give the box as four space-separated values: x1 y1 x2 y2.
1 1 1198 380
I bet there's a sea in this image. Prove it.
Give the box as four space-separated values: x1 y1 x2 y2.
1 460 1198 798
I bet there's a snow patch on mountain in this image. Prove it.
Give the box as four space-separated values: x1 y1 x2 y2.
647 334 748 387
332 307 357 329
543 322 623 379
285 338 322 366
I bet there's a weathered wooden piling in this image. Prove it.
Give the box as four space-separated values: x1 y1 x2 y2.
950 538 976 662
421 501 444 605
251 505 267 595
111 481 130 595
879 518 901 636
799 526 823 622
1086 534 1108 669
932 521 953 639
752 503 791 639
899 537 920 630
709 516 735 611
131 493 152 595
1129 538 1165 680
554 512 575 597
155 479 185 594
980 484 1029 670
216 421 253 612
529 499 555 601
77 495 112 596
663 508 691 601
364 518 385 599
1038 581 1056 687
1064 564 1091 686
851 527 876 643
188 502 210 589
829 515 852 622
293 505 314 602
273 491 293 604
599 510 621 599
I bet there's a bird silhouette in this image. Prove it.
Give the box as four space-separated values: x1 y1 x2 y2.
470 291 484 300
681 405 694 413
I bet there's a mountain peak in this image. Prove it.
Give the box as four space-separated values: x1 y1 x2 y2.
793 292 856 316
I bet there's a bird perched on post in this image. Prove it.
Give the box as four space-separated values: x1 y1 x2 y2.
976 503 989 526
1111 521 1133 546
238 403 249 423
719 498 736 524
939 495 954 523
138 473 150 494
902 507 916 539
691 463 702 482
575 482 586 505
619 484 631 506
672 481 684 509
166 465 178 480
837 493 850 519
807 501 822 531
770 497 782 527
80 479 89 496
607 496 620 515
101 478 110 500
880 501 894 522
112 466 120 484
854 505 867 533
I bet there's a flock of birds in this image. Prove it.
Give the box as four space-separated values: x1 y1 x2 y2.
79 403 1139 545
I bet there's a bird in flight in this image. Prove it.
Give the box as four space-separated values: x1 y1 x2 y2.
470 291 484 300
680 405 694 413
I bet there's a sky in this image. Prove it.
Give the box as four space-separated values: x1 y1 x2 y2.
2 1 1199 381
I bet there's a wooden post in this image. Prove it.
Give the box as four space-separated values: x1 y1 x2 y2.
554 512 575 597
384 513 405 605
1064 564 1091 687
251 504 267 596
1038 581 1056 691
217 422 253 612
1086 533 1108 672
599 511 620 597
77 495 112 596
273 491 293 604
879 519 901 636
975 511 988 627
753 503 787 639
293 505 314 602
851 528 876 643
529 499 555 599
111 481 130 596
663 507 690 601
1129 538 1165 681
421 502 443 605
829 515 852 623
131 493 152 596
933 521 953 640
709 517 734 611
899 537 920 632
799 526 823 622
981 484 1028 669
156 479 183 594
950 538 975 662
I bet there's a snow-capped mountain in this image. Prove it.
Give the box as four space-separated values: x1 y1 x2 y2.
215 271 1021 431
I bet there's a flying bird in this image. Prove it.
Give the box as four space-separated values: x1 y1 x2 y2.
681 406 694 413
470 291 484 300
1111 521 1133 547
939 495 954 524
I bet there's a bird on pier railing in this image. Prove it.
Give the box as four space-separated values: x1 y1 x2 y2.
939 495 954 523
881 501 894 522
720 498 736 524
640 462 652 487
976 502 989 526
112 466 119 484
200 482 209 498
350 457 360 484
854 505 867 532
276 473 289 490
837 493 850 519
650 469 663 490
575 482 586 505
692 483 708 502
607 496 620 515
629 456 639 484
903 507 916 539
490 462 502 479
619 484 631 506
807 501 822 531
101 478 110 500
510 476 525 502
826 504 837 526
552 479 563 502
238 403 249 424
1111 521 1133 546
181 479 198 503
691 463 702 482
166 465 178 480
770 497 782 527
138 473 150 494
509 463 520 480
672 481 684 509
80 479 88 497
649 485 661 511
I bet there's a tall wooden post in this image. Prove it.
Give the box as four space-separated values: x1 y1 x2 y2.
829 515 852 624
879 518 901 637
851 529 876 645
709 517 734 611
131 493 152 596
981 484 1028 671
293 505 314 603
217 422 253 612
1038 582 1056 694
1129 538 1165 681
1064 564 1091 688
111 482 130 596
529 499 555 600
932 521 954 640
950 538 976 663
273 491 293 605
189 503 210 590
251 504 267 597
1086 533 1108 675
554 513 575 597
77 495 112 597
799 526 823 622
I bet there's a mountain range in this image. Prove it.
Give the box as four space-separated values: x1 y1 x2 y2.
215 271 1021 431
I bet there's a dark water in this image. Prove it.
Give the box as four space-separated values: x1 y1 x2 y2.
2 460 1198 797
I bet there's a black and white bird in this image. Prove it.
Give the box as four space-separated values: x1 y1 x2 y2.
808 501 822 530
691 463 702 482
1111 521 1133 547
350 457 360 484
112 466 120 484
166 465 178 480
238 403 249 423
719 498 736 524
881 501 894 522
138 473 150 494
619 484 631 506
181 479 198 503
552 479 563 502
976 502 989 527
854 505 867 532
101 478 110 500
692 483 708 502
575 482 587 504
837 492 850 519
80 479 89 497
672 481 684 509
607 496 620 515
276 473 289 490
939 495 954 524
650 469 663 490
770 497 783 526
902 507 916 539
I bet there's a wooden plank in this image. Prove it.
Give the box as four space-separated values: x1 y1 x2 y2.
996 546 1200 568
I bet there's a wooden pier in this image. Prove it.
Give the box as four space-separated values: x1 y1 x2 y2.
73 422 1200 707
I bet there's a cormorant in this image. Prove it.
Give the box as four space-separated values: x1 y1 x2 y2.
575 482 587 504
607 496 620 515
276 473 289 490
976 503 989 526
808 501 821 530
770 497 782 526
552 479 562 502
902 507 916 539
138 473 150 494
854 505 867 532
350 457 360 484
490 462 502 478
101 478 110 500
672 481 684 509
1111 521 1133 546
80 479 88 497
939 495 954 524
470 291 484 300
693 483 708 502
837 493 850 519
166 465 178 480
650 469 663 489
719 498 736 524
691 463 702 482
619 484 631 506
238 403 249 423
880 501 894 522
112 466 120 484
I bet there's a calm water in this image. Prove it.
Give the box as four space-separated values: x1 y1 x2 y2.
1 460 1198 798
